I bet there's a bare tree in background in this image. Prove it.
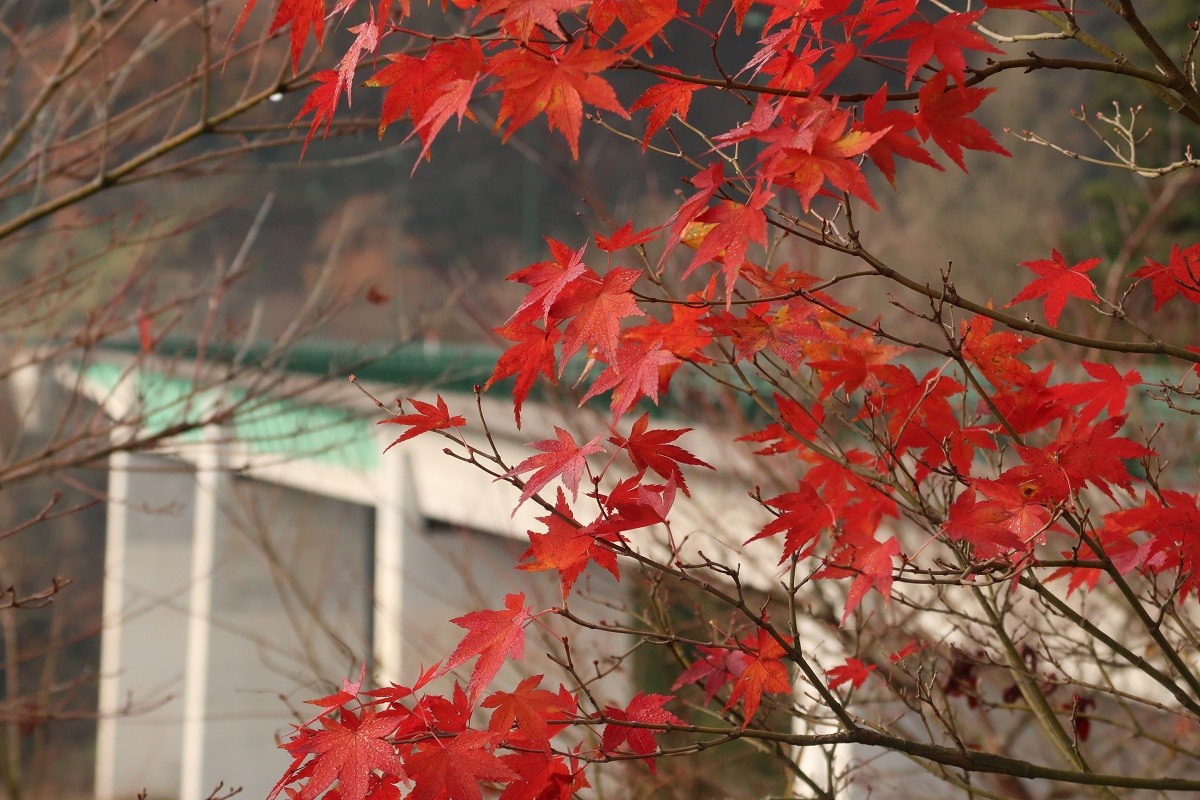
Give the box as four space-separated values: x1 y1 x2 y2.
0 3 380 796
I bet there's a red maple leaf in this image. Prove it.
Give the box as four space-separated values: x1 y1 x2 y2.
747 480 836 562
750 98 888 210
860 85 942 186
683 187 772 298
588 0 676 50
507 239 588 324
1052 414 1153 498
819 533 900 625
658 162 725 264
671 644 748 702
558 267 644 363
1005 248 1101 327
499 750 588 800
504 426 605 507
253 0 327 74
600 693 683 773
1129 242 1200 311
942 488 1027 557
1053 361 1142 423
517 488 619 597
482 674 576 746
271 708 404 800
608 412 713 495
439 593 532 701
369 40 485 161
826 657 877 689
960 313 1035 388
623 301 713 363
725 628 792 725
630 72 702 150
916 71 1011 170
488 40 628 158
478 0 584 42
594 220 662 253
591 475 677 536
486 321 560 428
294 71 340 157
737 392 826 456
335 13 380 108
406 730 518 800
378 395 466 451
580 340 678 422
889 11 1002 87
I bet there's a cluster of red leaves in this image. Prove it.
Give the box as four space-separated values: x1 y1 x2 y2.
241 1 1200 798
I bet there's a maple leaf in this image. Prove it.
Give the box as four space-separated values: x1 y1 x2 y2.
658 162 725 264
672 645 748 702
479 0 584 42
852 0 920 42
942 488 1027 557
704 300 831 369
623 301 713 364
378 395 466 451
504 426 605 508
1129 242 1200 311
483 674 576 746
737 392 826 456
486 321 560 428
630 72 702 150
1053 361 1142 423
591 475 677 536
595 220 661 253
960 313 1035 388
1052 414 1153 498
608 412 712 496
580 340 678 421
558 267 644 364
725 628 792 725
406 730 518 800
826 657 877 689
1004 248 1101 327
889 11 1002 87
751 98 888 210
588 0 676 51
683 187 772 298
518 488 619 597
255 0 327 75
747 480 836 563
440 593 532 701
369 39 485 161
988 363 1068 434
819 534 900 625
916 71 1011 170
294 71 341 157
336 12 380 108
303 663 366 725
271 708 404 800
861 85 942 187
488 41 628 158
600 693 683 773
507 239 588 324
499 750 589 800
810 333 905 398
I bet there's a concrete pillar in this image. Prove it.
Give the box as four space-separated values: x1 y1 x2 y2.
179 427 224 800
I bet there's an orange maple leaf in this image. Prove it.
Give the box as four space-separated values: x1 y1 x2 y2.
725 628 792 725
488 41 628 158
